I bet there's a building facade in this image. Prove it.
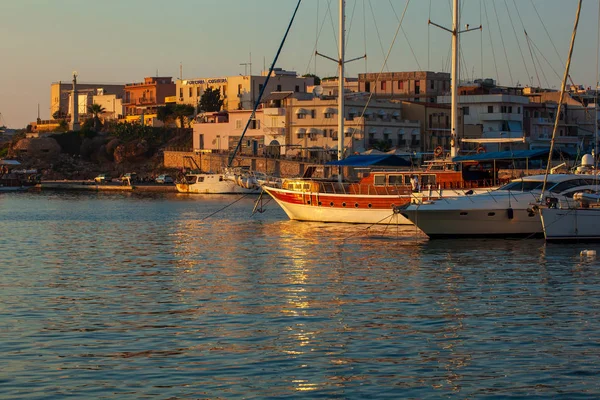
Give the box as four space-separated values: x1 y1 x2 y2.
176 69 314 111
191 92 421 160
358 71 450 103
50 81 124 119
123 76 176 125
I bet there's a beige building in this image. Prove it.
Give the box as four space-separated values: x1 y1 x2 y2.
50 81 124 119
192 92 421 160
177 69 314 112
358 71 450 103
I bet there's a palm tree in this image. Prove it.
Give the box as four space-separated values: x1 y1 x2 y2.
87 103 106 131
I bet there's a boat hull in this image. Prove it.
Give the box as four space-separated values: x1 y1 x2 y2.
541 207 600 241
263 185 414 224
401 206 542 238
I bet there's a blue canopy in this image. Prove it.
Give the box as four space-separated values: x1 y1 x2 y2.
452 149 576 163
326 154 412 167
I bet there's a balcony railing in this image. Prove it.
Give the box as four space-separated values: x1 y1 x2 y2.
138 97 156 105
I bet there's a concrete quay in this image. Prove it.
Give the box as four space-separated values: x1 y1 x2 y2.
37 180 178 193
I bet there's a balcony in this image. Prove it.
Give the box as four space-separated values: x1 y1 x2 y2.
480 112 522 121
138 97 156 105
263 127 285 135
263 107 285 116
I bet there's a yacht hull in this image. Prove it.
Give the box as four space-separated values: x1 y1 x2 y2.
541 207 600 241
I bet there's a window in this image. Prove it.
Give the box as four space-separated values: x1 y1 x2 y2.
238 84 242 95
463 107 470 116
365 81 371 92
344 130 351 138
179 88 183 98
517 107 521 114
297 132 304 139
488 105 494 113
189 87 192 97
415 80 420 94
508 106 513 113
430 80 435 89
311 110 316 118
374 175 386 185
324 112 333 119
297 113 305 119
277 84 282 91
236 119 243 129
258 84 263 93
398 80 404 90
295 85 300 92
381 81 386 91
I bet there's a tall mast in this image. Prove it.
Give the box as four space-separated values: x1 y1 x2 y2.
450 0 459 157
337 0 345 162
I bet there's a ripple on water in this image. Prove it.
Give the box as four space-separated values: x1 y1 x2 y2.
1 192 600 398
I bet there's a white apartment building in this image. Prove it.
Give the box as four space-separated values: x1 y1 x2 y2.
438 94 529 152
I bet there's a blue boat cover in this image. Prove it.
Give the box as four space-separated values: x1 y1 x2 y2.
326 154 413 167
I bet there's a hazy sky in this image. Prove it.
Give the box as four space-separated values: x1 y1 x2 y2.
1 0 598 128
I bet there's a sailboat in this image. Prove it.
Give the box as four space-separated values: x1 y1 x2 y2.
260 0 494 225
538 0 600 241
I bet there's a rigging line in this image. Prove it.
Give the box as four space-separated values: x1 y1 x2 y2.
228 0 302 167
528 37 562 83
428 0 432 70
594 1 600 162
363 0 368 72
200 191 259 221
512 0 539 87
480 0 483 79
367 0 390 73
530 0 565 71
304 0 333 76
345 0 359 51
314 0 319 74
328 0 338 55
529 40 552 88
388 0 423 70
351 0 411 144
491 0 514 86
483 0 500 85
524 31 542 88
504 0 532 87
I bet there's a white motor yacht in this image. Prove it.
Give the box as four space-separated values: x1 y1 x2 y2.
400 173 600 239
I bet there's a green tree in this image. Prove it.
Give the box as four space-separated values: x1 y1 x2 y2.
173 104 196 128
52 110 67 120
371 139 392 152
302 73 321 86
157 103 176 126
87 103 106 131
198 87 224 112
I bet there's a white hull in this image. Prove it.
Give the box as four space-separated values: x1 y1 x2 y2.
266 188 411 225
177 173 257 194
541 207 600 241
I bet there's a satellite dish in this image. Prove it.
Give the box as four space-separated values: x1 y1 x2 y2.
312 86 323 98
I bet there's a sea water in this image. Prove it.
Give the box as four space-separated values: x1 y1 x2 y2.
1 191 599 399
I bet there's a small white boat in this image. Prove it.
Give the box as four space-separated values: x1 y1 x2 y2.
541 192 600 241
176 172 258 194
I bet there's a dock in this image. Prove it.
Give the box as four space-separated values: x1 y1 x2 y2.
36 181 178 193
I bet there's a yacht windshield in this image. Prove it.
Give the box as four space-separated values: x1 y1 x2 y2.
498 180 545 192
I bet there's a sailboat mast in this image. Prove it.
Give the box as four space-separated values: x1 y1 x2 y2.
338 0 345 162
450 0 459 158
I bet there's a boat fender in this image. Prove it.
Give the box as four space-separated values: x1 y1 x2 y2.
507 207 514 220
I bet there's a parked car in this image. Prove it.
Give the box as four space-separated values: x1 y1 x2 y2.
121 172 138 184
94 174 112 183
155 174 174 184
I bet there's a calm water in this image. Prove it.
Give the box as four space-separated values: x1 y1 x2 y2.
1 191 600 399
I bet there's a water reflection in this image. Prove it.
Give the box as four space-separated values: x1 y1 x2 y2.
2 192 600 398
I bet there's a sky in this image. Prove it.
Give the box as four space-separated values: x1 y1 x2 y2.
1 0 599 129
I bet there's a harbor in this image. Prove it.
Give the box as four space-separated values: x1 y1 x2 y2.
2 190 600 398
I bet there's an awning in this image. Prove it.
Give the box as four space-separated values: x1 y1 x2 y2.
392 111 400 118
307 128 321 134
378 110 387 116
344 127 354 133
369 128 377 134
0 160 21 165
296 128 306 134
323 107 337 114
295 108 308 114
